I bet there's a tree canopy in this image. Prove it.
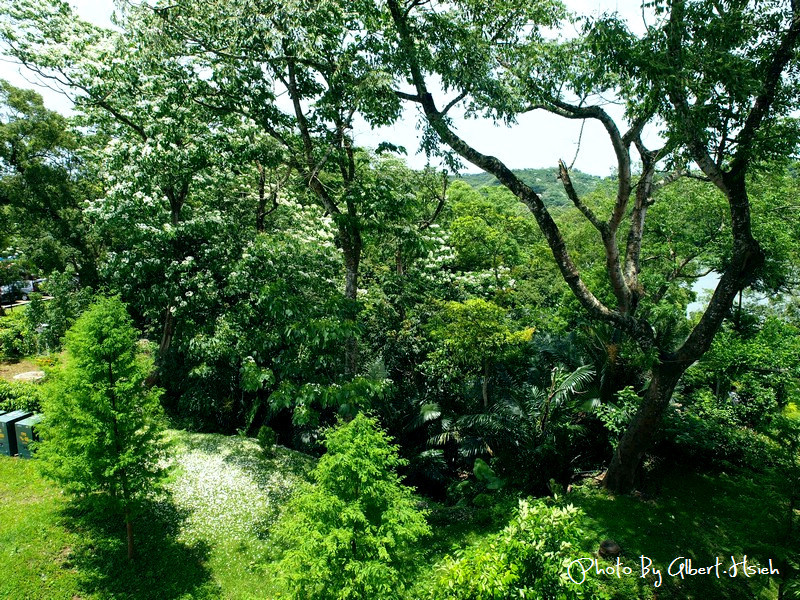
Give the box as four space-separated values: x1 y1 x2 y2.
0 0 798 500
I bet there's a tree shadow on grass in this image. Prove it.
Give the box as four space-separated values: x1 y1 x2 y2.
60 490 220 600
571 467 788 600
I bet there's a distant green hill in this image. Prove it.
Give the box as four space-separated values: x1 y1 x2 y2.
456 167 604 207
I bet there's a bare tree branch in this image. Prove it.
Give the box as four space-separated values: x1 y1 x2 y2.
387 0 655 349
558 159 603 232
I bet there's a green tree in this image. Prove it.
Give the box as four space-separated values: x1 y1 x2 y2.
271 412 430 599
383 0 800 492
430 298 534 408
142 0 407 376
0 2 259 369
38 296 166 560
0 80 99 286
447 183 538 288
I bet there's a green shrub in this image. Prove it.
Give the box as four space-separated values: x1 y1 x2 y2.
418 499 601 600
661 404 779 470
22 272 93 354
473 457 506 490
595 386 640 443
271 413 430 599
0 311 27 360
0 379 43 413
256 425 277 455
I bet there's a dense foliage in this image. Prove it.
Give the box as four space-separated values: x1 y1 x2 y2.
419 499 596 600
0 0 798 595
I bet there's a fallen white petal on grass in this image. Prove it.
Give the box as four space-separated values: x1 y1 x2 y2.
157 431 313 546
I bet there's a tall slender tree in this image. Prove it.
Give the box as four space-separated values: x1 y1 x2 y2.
147 0 406 375
38 296 166 560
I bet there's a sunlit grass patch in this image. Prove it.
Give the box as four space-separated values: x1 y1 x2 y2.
161 430 314 597
0 457 82 600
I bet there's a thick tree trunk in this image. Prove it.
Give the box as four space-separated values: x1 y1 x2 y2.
603 363 684 492
145 307 175 388
482 358 489 409
603 168 765 492
159 308 175 356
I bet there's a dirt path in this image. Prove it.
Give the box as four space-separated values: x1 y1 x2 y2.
0 359 42 382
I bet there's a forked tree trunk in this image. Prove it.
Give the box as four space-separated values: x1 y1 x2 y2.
387 0 793 495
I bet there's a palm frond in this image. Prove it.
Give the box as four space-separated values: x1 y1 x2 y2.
554 364 595 396
458 411 503 432
428 430 460 446
458 436 492 458
408 402 442 430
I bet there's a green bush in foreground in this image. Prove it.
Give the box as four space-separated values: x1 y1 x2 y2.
37 296 166 560
271 412 430 599
257 424 277 456
419 499 601 600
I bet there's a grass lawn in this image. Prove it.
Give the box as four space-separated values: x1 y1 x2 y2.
1 434 792 599
0 457 84 600
568 467 790 599
0 430 314 600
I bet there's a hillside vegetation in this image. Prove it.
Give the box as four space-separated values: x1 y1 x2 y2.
457 168 603 207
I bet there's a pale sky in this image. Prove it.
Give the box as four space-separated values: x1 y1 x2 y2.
0 0 657 176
